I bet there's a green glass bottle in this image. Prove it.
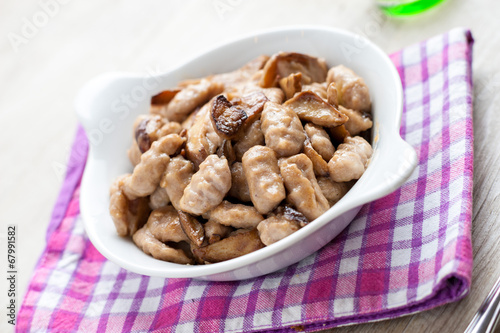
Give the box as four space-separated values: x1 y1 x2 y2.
377 0 445 16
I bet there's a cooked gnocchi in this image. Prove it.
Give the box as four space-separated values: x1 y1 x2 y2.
109 52 373 264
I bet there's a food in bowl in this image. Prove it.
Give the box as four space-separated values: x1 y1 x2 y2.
109 52 374 265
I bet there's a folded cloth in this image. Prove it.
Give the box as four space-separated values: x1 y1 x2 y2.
17 28 474 333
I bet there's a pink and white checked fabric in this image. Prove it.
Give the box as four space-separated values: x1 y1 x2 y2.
16 28 474 333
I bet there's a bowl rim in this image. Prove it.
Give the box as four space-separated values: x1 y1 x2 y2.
77 25 416 279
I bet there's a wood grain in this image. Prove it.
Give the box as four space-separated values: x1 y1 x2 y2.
1 1 499 332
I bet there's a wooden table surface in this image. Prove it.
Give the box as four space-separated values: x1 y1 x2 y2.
1 0 499 332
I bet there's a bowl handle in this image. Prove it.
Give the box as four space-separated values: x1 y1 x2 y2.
357 136 418 205
74 72 152 132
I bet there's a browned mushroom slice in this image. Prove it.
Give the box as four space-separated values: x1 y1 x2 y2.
133 115 164 153
204 219 233 244
302 82 328 101
151 89 181 105
132 227 193 264
339 105 373 136
231 91 268 123
178 210 205 247
210 95 248 139
275 205 309 227
228 162 251 202
192 228 264 263
303 138 330 177
284 91 348 127
328 124 351 144
327 82 339 108
260 52 328 88
135 118 153 153
216 139 236 164
127 197 151 235
147 206 188 243
279 72 302 100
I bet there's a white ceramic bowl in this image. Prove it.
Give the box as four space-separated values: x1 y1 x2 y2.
75 26 417 281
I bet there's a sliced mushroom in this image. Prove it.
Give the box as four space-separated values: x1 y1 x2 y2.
327 82 339 108
132 227 193 264
151 89 181 105
284 91 348 127
328 124 351 144
210 95 248 139
303 138 330 177
273 205 309 227
178 210 205 247
133 115 165 153
231 91 268 123
260 52 328 88
135 118 153 153
279 72 302 100
192 228 264 263
302 82 328 100
216 139 236 164
228 162 251 202
146 206 188 243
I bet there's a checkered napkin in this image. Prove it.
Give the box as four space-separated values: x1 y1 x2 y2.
17 28 474 332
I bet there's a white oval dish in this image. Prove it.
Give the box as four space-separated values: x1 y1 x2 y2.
75 26 417 281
